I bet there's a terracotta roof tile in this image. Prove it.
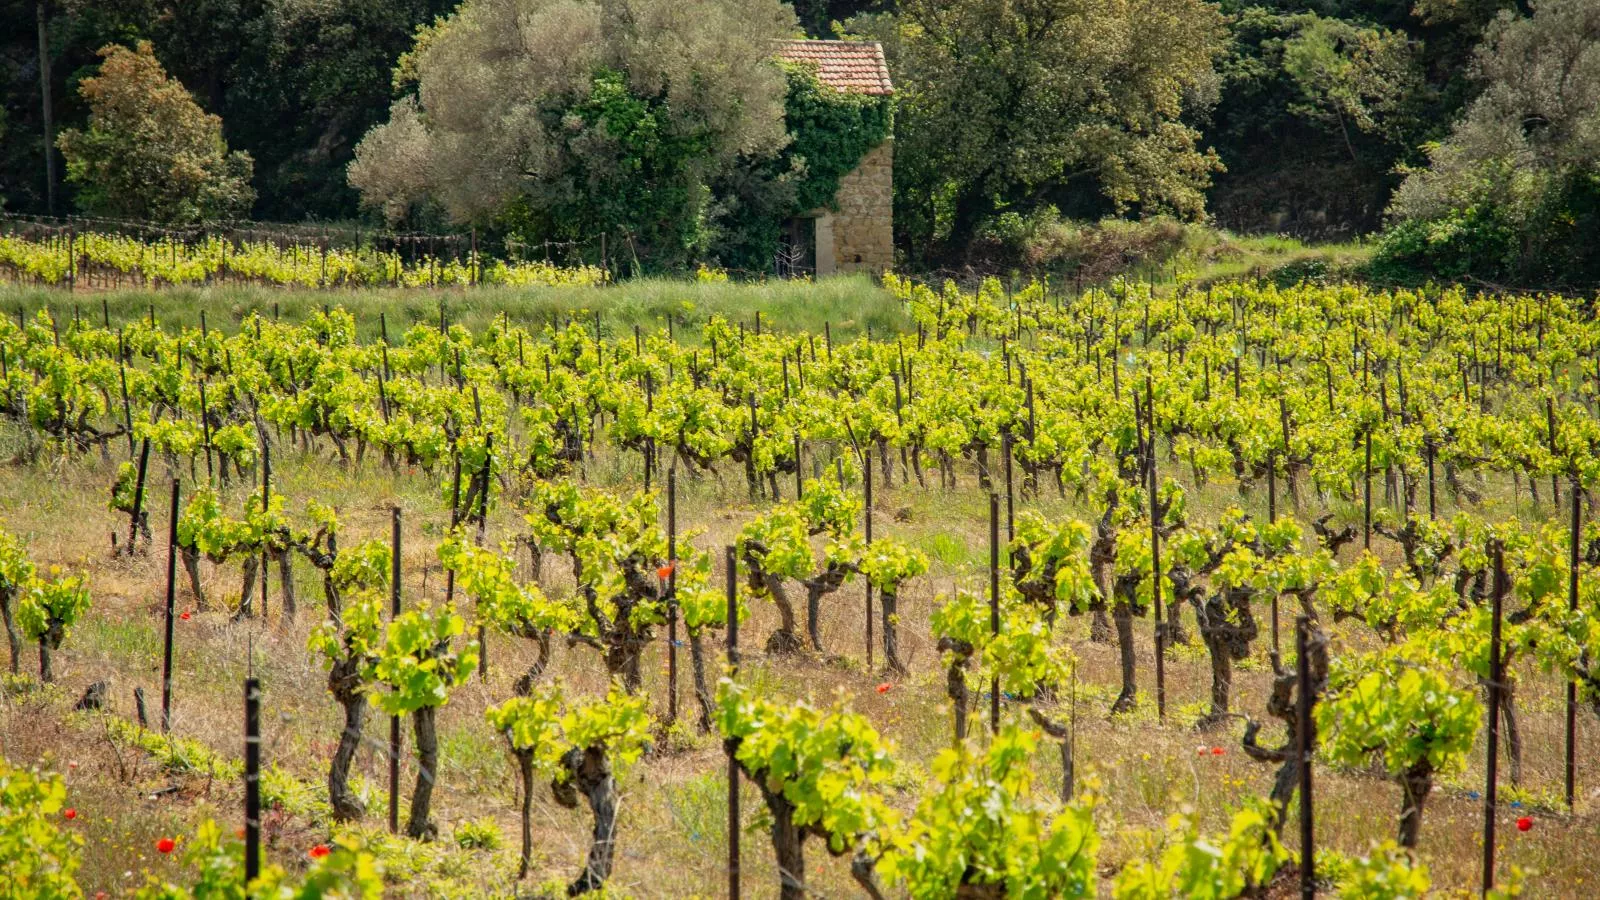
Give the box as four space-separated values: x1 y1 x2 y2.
774 40 893 96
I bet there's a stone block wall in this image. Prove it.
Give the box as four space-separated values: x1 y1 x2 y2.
828 140 893 275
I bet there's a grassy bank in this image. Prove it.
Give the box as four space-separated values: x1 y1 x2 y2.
0 273 907 341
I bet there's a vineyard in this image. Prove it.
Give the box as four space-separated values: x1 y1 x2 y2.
1 273 1598 897
0 228 608 290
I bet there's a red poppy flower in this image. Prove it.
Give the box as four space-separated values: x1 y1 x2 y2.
1516 816 1533 832
95 893 108 900
235 827 246 839
156 837 176 854
657 563 674 580
179 611 191 621
63 808 77 820
309 844 331 859
1211 747 1225 756
875 682 892 694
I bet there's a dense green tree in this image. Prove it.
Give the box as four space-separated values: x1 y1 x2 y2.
1378 0 1600 286
880 0 1228 260
0 0 456 220
791 0 892 38
56 41 253 222
349 0 798 271
1203 7 1426 236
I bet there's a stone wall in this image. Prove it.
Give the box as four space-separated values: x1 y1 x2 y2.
828 139 893 275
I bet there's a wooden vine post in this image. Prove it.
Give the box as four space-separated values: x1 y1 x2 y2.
1567 472 1581 809
161 478 179 733
1296 616 1314 900
1269 445 1279 664
388 507 402 834
989 492 1001 734
1482 542 1507 893
260 442 270 621
1149 373 1164 722
864 454 873 669
666 469 678 725
725 545 740 900
1363 429 1373 550
128 437 150 553
244 676 262 883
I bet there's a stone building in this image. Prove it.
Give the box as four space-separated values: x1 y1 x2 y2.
773 40 894 276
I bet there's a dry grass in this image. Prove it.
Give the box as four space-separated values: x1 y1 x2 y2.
1 421 1597 897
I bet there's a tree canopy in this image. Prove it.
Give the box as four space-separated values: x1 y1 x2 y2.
56 41 253 223
1378 0 1600 286
349 0 798 270
883 0 1228 257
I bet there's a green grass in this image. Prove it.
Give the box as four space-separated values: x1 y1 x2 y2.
0 273 907 341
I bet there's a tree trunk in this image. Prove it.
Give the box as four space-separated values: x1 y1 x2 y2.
1200 634 1232 728
406 706 440 840
1502 682 1523 787
761 784 807 900
0 586 21 676
1111 603 1137 713
762 574 803 655
516 750 535 879
1090 606 1112 643
947 658 968 742
806 582 826 654
327 657 366 822
277 548 296 623
1397 763 1433 849
880 585 906 675
515 631 553 696
38 638 53 683
1088 562 1113 644
182 546 205 611
556 746 619 895
37 2 56 215
605 637 643 694
239 554 258 614
689 631 713 732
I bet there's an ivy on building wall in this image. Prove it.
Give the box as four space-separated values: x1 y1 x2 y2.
782 61 894 215
706 60 893 272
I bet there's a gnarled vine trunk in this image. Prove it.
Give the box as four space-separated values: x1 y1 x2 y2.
879 584 907 675
552 746 618 895
406 706 440 840
1111 601 1137 714
326 655 366 822
689 631 714 732
0 585 21 675
1398 762 1434 849
761 784 808 900
515 751 535 879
